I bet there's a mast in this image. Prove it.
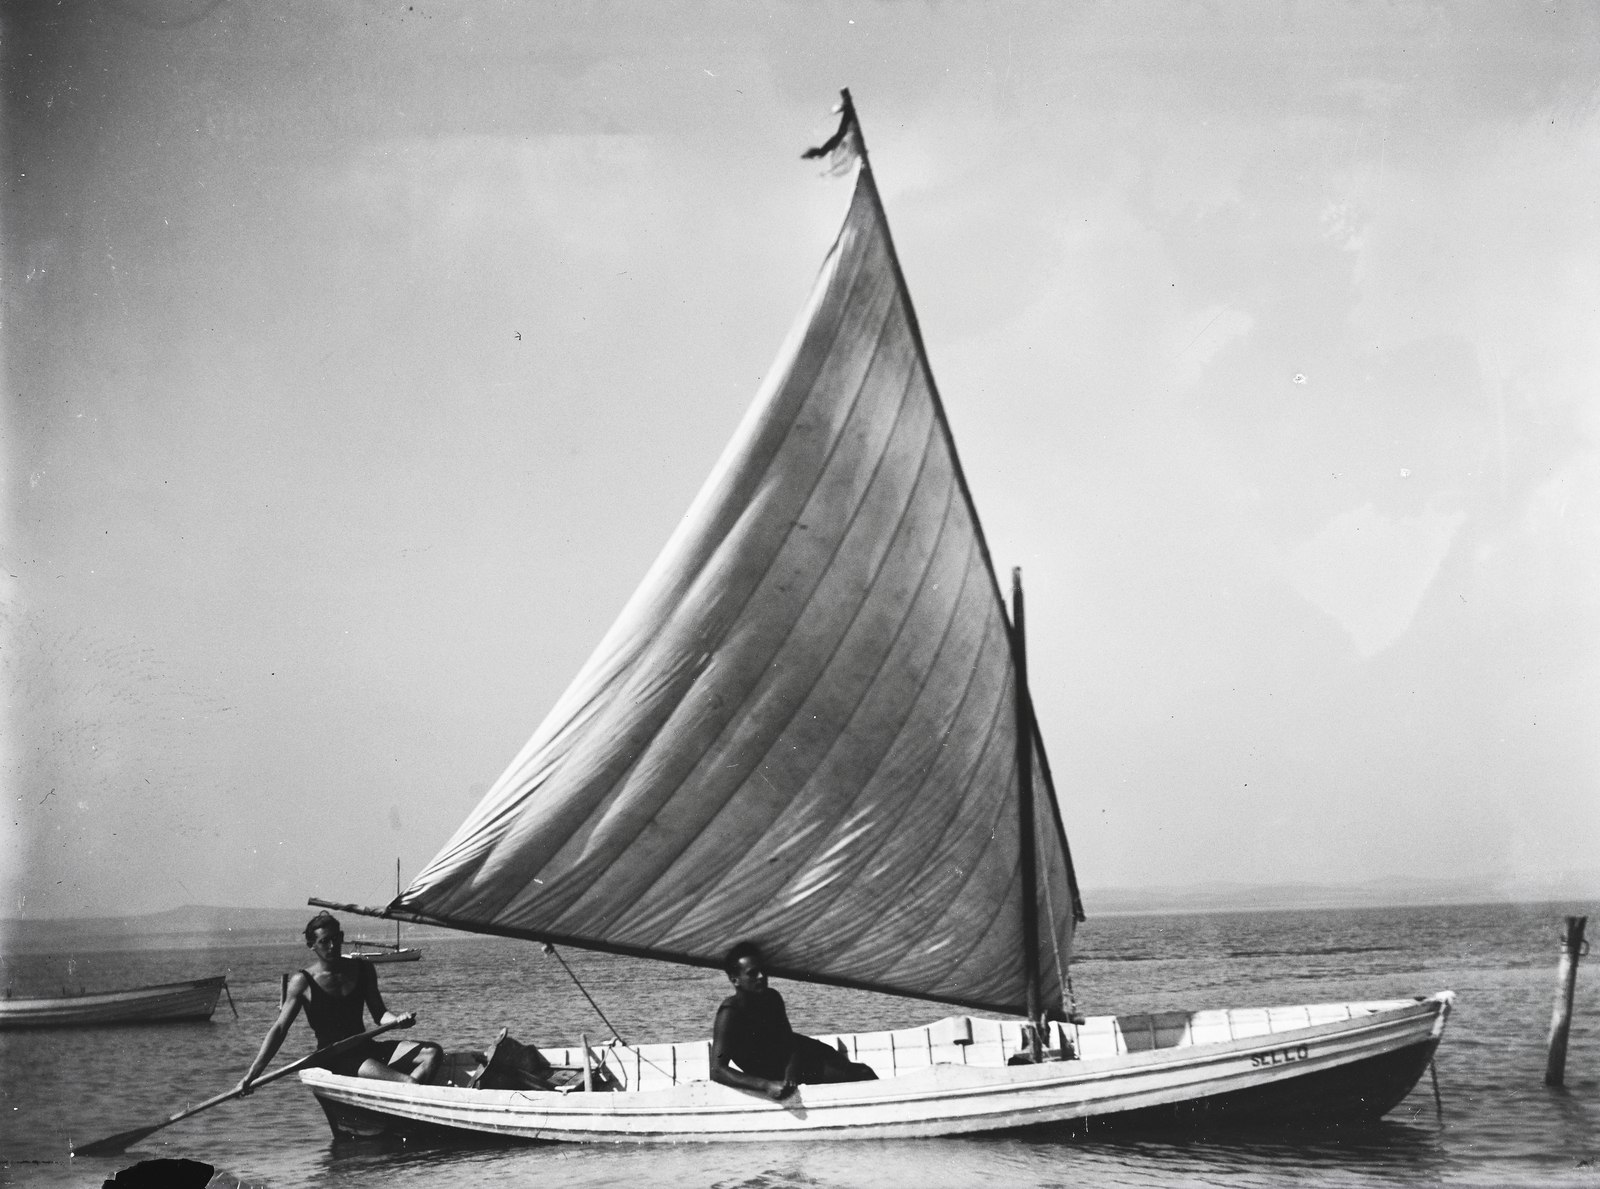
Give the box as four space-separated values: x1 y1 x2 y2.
1011 567 1044 1056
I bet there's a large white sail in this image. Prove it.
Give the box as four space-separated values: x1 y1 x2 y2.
397 136 1082 1015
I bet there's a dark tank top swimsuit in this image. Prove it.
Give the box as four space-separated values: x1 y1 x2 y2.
721 988 795 1080
301 961 399 1077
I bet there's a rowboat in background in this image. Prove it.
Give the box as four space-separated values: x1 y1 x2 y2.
306 92 1452 1142
0 975 228 1029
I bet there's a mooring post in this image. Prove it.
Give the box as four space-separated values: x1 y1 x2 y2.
1544 915 1587 1088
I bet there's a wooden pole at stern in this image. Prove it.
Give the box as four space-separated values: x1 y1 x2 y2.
1010 568 1044 1059
1545 915 1587 1087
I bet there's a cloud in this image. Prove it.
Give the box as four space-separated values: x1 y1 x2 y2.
1284 502 1466 657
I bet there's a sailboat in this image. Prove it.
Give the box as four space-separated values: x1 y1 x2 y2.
344 860 421 963
305 92 1452 1142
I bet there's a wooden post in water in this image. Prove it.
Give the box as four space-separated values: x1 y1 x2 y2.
1544 915 1587 1087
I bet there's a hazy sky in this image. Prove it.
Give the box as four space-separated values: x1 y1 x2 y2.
4 1 1597 920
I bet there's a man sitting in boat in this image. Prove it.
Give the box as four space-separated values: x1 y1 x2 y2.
711 941 877 1100
237 911 442 1093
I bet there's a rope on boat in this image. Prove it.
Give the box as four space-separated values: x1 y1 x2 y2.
541 945 686 1089
542 944 628 1045
1429 1057 1443 1122
222 977 239 1019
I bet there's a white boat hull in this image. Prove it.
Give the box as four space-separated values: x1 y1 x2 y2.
302 993 1451 1143
0 976 227 1029
345 948 422 964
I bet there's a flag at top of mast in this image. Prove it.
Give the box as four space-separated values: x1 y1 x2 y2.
802 88 864 175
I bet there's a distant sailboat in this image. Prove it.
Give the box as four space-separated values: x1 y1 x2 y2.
345 860 420 963
306 91 1451 1142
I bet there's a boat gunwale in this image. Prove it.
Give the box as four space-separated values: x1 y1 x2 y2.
0 975 227 1012
300 993 1450 1120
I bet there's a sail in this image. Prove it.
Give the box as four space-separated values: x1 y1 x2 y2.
397 139 1083 1016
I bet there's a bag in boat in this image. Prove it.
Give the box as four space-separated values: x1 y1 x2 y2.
470 1027 620 1092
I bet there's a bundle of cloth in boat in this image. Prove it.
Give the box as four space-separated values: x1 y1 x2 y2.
467 1027 622 1092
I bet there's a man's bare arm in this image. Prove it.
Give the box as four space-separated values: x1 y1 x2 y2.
360 960 408 1027
238 973 306 1092
709 1004 792 1101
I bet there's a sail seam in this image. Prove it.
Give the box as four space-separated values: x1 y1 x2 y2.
619 352 937 934
547 242 907 930
737 476 969 945
855 607 1022 990
498 213 900 931
805 540 1009 974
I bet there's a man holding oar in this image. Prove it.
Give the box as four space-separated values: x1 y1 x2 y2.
75 913 432 1157
239 911 442 1092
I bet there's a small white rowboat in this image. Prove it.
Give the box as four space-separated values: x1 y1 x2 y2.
302 994 1451 1142
0 975 228 1030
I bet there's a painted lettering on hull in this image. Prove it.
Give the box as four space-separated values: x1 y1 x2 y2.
1250 1044 1310 1068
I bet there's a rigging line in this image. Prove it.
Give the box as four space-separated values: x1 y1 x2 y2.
1037 819 1069 1013
597 1034 678 1090
542 944 628 1047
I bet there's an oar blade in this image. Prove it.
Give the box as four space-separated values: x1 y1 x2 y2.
72 1122 162 1157
69 1016 409 1158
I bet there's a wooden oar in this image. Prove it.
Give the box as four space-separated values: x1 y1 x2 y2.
72 1015 415 1157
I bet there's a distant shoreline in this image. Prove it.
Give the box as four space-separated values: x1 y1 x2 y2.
3 875 1596 933
1080 874 1599 917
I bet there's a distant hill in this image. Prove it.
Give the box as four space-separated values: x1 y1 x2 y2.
4 871 1596 948
1080 870 1600 915
0 904 460 954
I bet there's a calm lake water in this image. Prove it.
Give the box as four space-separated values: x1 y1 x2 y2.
2 901 1596 1187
